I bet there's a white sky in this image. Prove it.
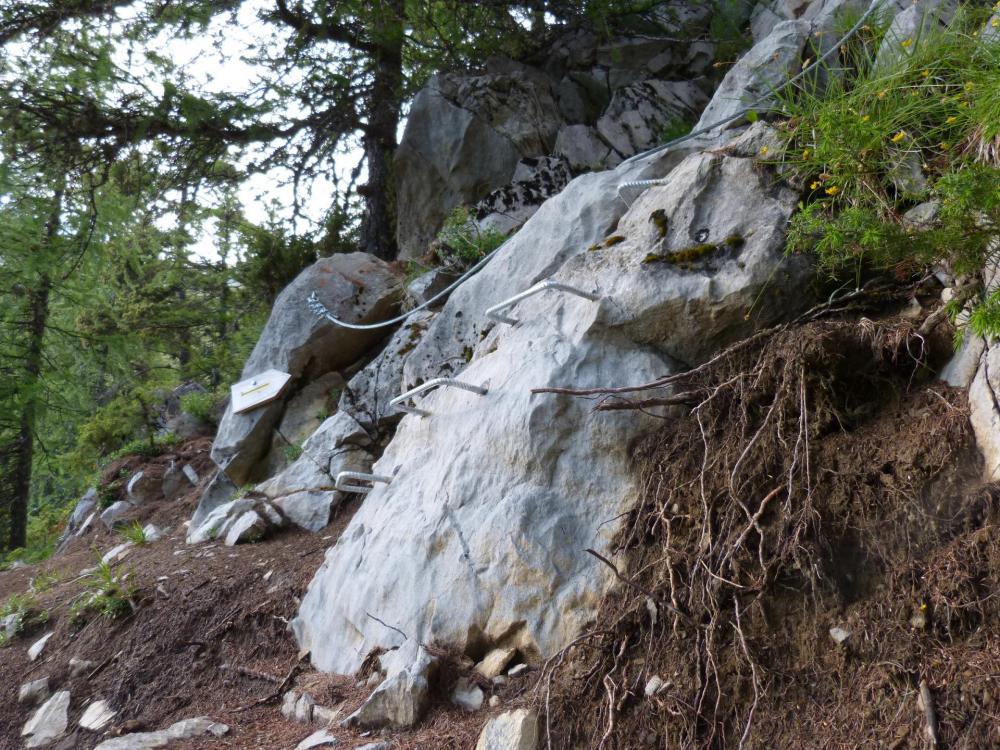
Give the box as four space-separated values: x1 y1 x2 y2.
115 0 358 261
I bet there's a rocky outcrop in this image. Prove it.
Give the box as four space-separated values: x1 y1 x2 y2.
969 343 1000 481
395 16 723 259
874 0 958 70
254 411 375 531
337 313 436 433
595 79 707 159
394 67 558 259
292 127 808 674
474 156 573 236
208 253 401 487
693 19 810 135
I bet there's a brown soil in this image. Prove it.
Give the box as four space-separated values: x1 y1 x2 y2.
541 312 1000 749
0 439 523 750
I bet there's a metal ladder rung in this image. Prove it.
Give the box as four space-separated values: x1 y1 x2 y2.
335 471 393 494
390 378 488 417
485 280 600 325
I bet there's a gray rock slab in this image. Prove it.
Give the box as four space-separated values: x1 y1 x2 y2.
22 690 70 748
93 717 228 750
475 709 539 750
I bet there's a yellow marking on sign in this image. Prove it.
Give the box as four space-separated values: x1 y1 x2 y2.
240 382 271 397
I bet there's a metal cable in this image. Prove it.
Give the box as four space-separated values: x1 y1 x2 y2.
314 0 886 330
618 0 885 170
307 246 499 330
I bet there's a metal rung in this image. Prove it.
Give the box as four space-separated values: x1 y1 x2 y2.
390 378 488 417
485 280 600 325
335 471 393 494
617 178 669 207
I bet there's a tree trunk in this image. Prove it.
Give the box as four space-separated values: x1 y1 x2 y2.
8 190 60 550
359 0 404 262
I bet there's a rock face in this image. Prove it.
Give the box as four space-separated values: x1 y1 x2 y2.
293 128 807 674
208 253 401 487
693 19 810 135
336 313 436 433
394 18 723 260
475 709 540 750
969 343 1000 480
875 0 957 70
474 156 573 236
93 717 229 750
595 79 708 159
394 68 551 259
254 411 375 531
22 690 70 748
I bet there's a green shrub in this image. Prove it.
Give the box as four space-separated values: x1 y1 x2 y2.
0 592 49 646
70 561 136 623
179 389 217 423
776 3 1000 334
283 443 303 462
119 521 148 546
432 206 507 267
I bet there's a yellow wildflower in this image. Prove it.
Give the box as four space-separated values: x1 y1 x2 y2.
946 116 957 124
922 69 930 77
900 38 914 48
890 130 907 143
939 142 950 150
810 181 822 190
759 145 769 156
802 149 811 160
825 186 840 196
861 114 870 122
965 81 975 91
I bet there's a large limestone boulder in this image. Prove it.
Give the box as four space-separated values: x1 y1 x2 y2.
395 64 564 259
292 130 807 674
210 253 401 486
693 19 810 135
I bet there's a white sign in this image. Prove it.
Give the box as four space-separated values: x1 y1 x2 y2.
231 369 292 414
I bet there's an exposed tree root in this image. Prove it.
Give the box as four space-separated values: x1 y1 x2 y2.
538 303 995 749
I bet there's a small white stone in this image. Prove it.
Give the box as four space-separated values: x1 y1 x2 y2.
296 729 339 749
79 700 116 730
69 658 96 677
295 693 315 723
18 677 50 704
28 632 53 661
488 695 501 708
829 626 851 644
644 676 665 697
451 677 484 712
101 542 133 565
507 663 528 677
142 524 163 542
312 705 340 726
182 464 200 485
22 690 70 747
